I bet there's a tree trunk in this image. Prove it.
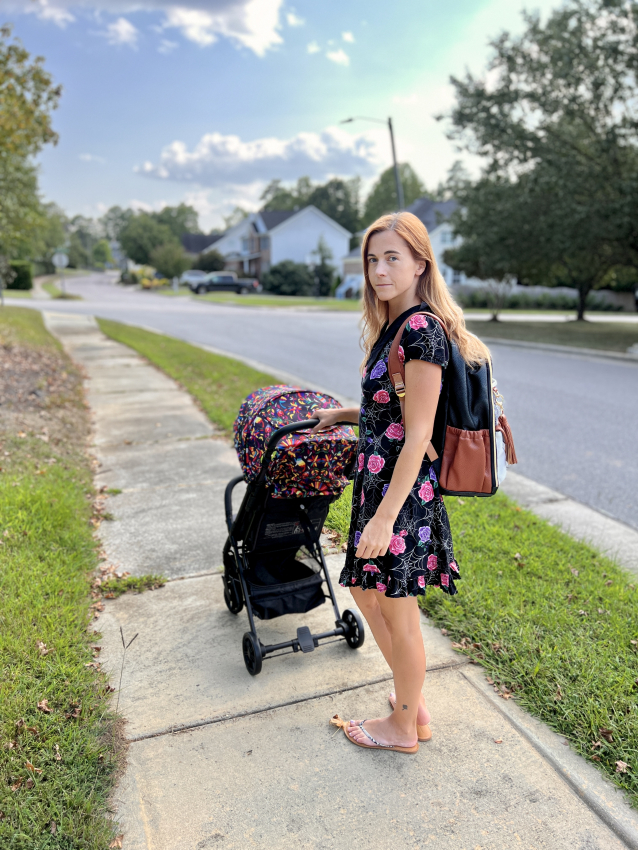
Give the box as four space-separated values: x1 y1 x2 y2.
577 286 588 320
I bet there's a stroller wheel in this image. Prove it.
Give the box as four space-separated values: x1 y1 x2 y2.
242 632 263 676
341 608 365 649
223 573 243 615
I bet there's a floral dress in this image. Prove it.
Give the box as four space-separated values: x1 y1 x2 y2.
339 306 461 597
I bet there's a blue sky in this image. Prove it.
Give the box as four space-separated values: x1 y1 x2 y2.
1 0 562 230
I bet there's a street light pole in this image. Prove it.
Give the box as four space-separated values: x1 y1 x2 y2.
340 115 404 210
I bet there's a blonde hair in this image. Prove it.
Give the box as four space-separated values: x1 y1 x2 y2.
360 211 490 369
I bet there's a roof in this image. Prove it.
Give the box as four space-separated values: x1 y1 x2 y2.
258 209 298 231
405 197 458 232
181 233 222 254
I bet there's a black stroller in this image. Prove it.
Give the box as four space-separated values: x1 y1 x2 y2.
222 386 365 675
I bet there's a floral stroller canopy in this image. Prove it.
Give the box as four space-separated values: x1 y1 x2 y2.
233 386 357 498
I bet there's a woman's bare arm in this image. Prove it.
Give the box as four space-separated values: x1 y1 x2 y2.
354 359 441 560
310 406 360 433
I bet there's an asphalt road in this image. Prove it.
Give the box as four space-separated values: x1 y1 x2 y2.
12 273 638 531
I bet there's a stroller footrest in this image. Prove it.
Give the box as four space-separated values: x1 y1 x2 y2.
297 626 315 653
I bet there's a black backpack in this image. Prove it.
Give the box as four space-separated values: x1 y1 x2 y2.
388 310 517 497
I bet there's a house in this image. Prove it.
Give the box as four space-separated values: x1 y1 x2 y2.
181 232 222 260
199 206 351 279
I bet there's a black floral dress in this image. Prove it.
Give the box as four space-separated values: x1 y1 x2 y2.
339 306 460 597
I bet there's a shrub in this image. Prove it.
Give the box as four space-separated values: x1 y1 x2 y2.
456 289 622 312
149 242 190 280
8 261 33 290
193 249 225 272
261 260 315 296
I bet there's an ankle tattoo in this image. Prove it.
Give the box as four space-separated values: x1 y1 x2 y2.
402 704 408 710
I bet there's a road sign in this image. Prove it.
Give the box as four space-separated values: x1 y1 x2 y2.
52 252 69 269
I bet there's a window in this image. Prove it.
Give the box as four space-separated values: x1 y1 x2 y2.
441 229 453 245
241 238 250 254
259 236 270 251
452 269 462 285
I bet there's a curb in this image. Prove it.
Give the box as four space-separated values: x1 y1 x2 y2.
461 663 638 849
479 335 638 363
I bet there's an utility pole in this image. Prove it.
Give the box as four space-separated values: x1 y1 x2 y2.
340 115 404 210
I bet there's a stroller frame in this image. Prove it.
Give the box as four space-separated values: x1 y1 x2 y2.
223 418 364 675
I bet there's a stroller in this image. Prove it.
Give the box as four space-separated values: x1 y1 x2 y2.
222 385 365 675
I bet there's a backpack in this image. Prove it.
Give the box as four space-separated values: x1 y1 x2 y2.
388 311 517 497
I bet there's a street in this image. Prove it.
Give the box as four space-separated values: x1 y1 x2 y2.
16 273 638 531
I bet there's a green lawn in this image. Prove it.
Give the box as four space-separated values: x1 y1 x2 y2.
3 289 31 298
0 308 119 848
41 281 82 300
326 485 638 805
154 287 362 310
467 319 638 352
97 319 277 436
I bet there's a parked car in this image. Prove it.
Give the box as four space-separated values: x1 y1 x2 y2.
180 269 208 287
190 271 262 295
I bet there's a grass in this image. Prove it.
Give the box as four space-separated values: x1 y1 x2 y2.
0 307 120 847
326 485 638 805
2 289 31 299
154 287 362 311
99 574 166 598
467 319 638 353
96 319 277 436
41 281 81 300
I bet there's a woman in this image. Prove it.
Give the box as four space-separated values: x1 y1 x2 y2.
313 211 489 753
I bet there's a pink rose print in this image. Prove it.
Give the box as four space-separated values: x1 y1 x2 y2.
367 454 385 474
418 481 434 502
388 535 406 555
427 554 438 571
373 390 390 404
398 345 405 364
351 577 357 584
363 563 380 573
409 314 429 330
376 581 387 593
360 490 365 505
441 574 450 587
417 575 426 588
357 452 364 472
385 423 404 440
450 560 459 573
399 530 408 537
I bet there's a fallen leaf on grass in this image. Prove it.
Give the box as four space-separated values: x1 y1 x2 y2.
25 778 34 789
592 755 601 761
486 677 494 685
599 728 614 743
616 760 629 773
605 580 613 586
578 610 588 616
554 686 563 701
440 628 448 636
5 741 17 750
36 641 53 656
514 552 523 561
25 761 42 775
109 835 124 849
494 738 502 744
591 741 602 749
50 822 56 835
54 744 61 761
10 780 22 792
37 699 52 714
65 704 81 720
570 568 579 576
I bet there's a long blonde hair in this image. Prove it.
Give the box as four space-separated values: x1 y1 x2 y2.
360 211 490 369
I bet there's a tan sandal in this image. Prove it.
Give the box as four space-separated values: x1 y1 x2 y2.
330 715 419 754
388 693 432 743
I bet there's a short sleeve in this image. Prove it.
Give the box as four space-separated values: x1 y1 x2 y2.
400 314 448 368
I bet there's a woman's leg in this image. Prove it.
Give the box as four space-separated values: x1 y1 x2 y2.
348 594 425 747
349 587 431 727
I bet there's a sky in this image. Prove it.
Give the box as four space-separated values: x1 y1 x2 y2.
1 0 564 231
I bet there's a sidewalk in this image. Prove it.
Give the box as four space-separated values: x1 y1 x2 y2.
45 311 638 850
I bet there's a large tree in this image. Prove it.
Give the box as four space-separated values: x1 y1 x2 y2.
362 163 425 225
119 213 177 265
152 203 200 239
445 0 638 319
260 176 360 233
0 25 61 258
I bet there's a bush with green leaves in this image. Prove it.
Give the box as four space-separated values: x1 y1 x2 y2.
261 260 315 296
149 243 191 280
7 261 32 290
193 249 225 272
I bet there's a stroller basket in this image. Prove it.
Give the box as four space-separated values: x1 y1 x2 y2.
222 386 364 675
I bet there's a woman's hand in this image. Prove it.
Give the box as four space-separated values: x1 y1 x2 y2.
310 408 342 433
355 511 395 560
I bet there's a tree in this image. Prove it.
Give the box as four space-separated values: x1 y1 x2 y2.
363 164 425 224
0 26 61 259
223 207 249 230
308 236 336 297
445 0 638 319
92 239 113 267
261 260 315 296
193 249 225 272
100 205 134 241
119 213 177 265
152 203 200 239
260 176 360 233
150 242 191 279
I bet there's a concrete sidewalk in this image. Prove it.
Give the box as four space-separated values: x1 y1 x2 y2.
46 311 638 850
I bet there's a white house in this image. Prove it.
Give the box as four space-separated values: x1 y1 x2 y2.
200 205 351 279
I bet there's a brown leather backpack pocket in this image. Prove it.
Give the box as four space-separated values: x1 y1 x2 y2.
440 426 492 494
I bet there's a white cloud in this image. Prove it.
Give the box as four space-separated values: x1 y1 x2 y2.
9 0 285 56
137 126 380 188
393 93 419 106
79 153 106 163
158 38 178 53
129 198 169 213
104 16 138 46
326 48 349 66
342 31 354 43
286 10 303 26
306 40 320 54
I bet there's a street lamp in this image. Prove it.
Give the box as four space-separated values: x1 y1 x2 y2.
340 116 404 210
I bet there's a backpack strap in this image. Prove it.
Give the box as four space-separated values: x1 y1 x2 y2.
387 311 448 462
